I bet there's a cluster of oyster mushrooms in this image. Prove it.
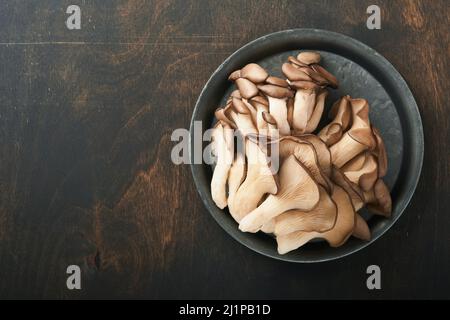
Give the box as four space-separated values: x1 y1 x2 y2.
210 51 391 254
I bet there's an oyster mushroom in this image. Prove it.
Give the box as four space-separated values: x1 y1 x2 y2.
231 140 278 222
257 76 294 136
318 96 352 146
210 122 234 209
363 179 392 217
277 136 331 191
226 151 246 218
274 185 337 235
300 134 332 177
239 155 320 233
276 185 356 254
352 214 371 241
229 63 268 99
282 52 338 134
226 96 258 137
329 98 376 167
331 166 365 211
371 126 388 178
342 151 378 192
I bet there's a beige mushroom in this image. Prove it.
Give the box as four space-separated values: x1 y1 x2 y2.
231 140 279 222
352 214 371 241
331 166 365 211
276 185 356 254
329 98 376 168
318 96 352 146
342 151 378 192
211 122 234 209
371 126 388 177
239 155 320 233
274 185 337 235
363 179 392 217
277 136 331 191
226 151 246 219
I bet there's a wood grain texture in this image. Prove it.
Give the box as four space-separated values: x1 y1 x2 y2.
0 0 448 299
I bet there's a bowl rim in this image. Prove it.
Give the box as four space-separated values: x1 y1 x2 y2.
189 28 424 263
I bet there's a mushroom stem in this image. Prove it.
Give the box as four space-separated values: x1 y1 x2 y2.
267 96 290 135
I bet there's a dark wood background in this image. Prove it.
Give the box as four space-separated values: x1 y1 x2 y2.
0 0 448 299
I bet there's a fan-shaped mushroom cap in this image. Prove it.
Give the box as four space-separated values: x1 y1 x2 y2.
274 185 337 235
240 63 269 83
310 64 338 89
363 179 392 217
239 155 320 233
371 126 388 177
297 51 321 65
277 136 331 191
331 166 365 211
276 185 356 254
300 134 332 177
231 140 279 222
226 97 258 136
211 122 234 209
330 98 376 167
352 214 371 241
342 152 378 192
282 62 312 81
319 96 351 146
235 77 259 99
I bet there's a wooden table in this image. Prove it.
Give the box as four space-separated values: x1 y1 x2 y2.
0 0 448 299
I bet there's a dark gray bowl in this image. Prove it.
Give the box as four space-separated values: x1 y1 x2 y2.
189 29 423 263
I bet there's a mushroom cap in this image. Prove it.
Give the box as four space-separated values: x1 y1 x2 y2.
228 70 241 81
331 166 365 211
276 185 356 254
239 155 320 233
352 214 371 241
300 134 332 177
277 136 331 191
310 64 338 89
274 185 337 235
282 62 312 81
342 152 378 192
235 77 259 99
297 51 321 65
372 126 388 177
365 179 392 216
257 84 294 99
240 63 269 83
265 76 290 88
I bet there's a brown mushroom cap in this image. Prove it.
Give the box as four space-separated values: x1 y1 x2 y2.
297 51 321 65
240 63 269 83
331 166 365 211
235 77 259 99
239 155 320 233
372 126 388 177
282 63 312 81
352 214 371 241
364 179 392 216
300 134 332 177
342 152 378 192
